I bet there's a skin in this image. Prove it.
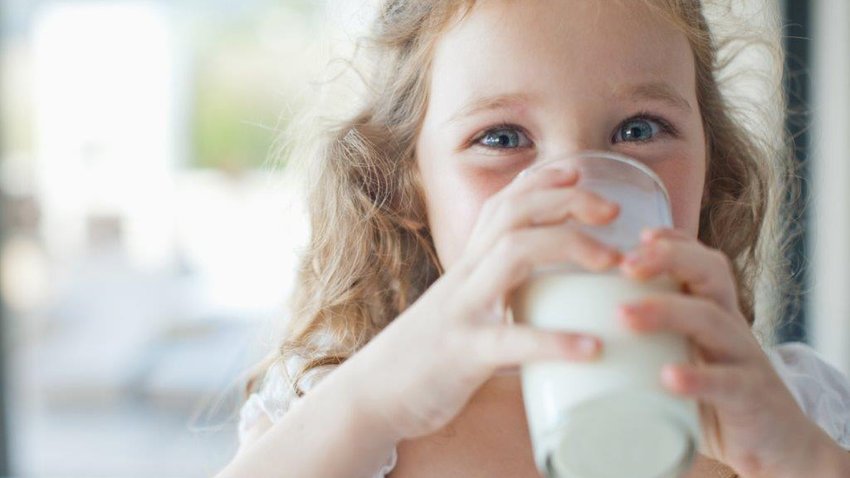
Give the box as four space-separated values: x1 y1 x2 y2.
402 1 849 477
417 0 706 270
218 1 850 477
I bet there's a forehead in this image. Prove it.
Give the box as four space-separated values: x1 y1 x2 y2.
429 0 696 113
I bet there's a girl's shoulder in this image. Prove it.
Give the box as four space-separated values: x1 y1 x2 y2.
765 341 850 449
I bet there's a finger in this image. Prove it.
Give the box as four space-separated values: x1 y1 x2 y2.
468 166 617 262
617 293 749 362
620 237 740 314
509 161 580 195
461 226 621 308
640 227 693 244
493 187 619 230
471 324 603 370
661 362 751 410
480 165 579 225
466 167 581 260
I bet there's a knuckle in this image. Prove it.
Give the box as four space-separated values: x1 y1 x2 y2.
479 195 499 218
583 190 609 208
497 232 525 256
636 296 661 314
446 326 470 355
703 369 723 394
563 229 590 257
711 373 729 396
673 228 691 239
569 231 613 268
573 192 599 215
507 256 533 280
724 368 749 396
703 250 736 295
575 191 610 217
473 327 506 367
496 234 533 275
566 228 596 251
705 300 728 321
712 249 734 272
646 298 669 323
565 188 587 203
654 238 676 258
708 300 732 325
453 256 478 278
490 326 513 351
488 200 518 228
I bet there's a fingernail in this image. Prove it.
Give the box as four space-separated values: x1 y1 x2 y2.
547 167 578 181
619 303 657 329
578 337 599 354
623 251 641 267
596 249 620 269
617 304 637 318
519 165 575 183
600 201 619 216
617 304 639 323
640 228 656 243
661 364 677 383
553 165 577 174
661 364 687 391
540 160 575 172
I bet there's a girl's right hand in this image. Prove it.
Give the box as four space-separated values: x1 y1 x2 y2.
339 162 622 442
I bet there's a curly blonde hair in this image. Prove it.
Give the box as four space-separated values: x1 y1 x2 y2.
248 0 796 397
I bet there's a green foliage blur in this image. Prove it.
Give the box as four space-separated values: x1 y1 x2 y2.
190 2 323 171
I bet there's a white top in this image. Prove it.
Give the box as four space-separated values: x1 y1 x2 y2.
238 342 850 477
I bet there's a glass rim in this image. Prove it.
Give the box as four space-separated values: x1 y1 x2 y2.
521 150 672 212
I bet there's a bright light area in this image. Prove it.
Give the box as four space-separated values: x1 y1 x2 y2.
1 0 337 475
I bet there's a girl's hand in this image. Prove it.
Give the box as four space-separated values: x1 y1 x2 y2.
618 228 849 478
342 163 621 442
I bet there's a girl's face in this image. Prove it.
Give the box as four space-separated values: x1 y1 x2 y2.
415 0 707 270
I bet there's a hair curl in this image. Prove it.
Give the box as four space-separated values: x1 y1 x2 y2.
247 0 797 398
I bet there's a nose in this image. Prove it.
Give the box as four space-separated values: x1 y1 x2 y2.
534 116 612 165
533 142 611 168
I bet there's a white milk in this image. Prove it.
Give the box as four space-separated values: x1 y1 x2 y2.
511 272 700 478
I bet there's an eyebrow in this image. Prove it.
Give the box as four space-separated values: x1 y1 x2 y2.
615 82 693 113
446 92 535 124
446 82 692 124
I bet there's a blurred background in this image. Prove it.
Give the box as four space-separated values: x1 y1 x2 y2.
0 0 376 475
0 0 847 476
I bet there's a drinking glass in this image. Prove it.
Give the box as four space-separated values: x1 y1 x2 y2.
510 151 700 478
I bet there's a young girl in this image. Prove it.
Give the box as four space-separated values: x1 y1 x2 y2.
217 1 850 477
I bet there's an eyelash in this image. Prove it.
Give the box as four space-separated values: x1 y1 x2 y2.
469 112 679 151
468 123 534 151
615 112 679 142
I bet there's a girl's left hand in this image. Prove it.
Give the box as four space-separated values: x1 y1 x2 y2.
617 227 849 478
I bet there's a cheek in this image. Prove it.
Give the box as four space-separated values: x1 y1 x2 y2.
418 158 514 269
655 160 705 237
644 121 707 237
669 186 701 236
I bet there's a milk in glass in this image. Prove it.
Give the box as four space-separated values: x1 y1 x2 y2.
510 152 700 478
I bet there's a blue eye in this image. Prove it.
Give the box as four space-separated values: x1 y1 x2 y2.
476 126 532 149
614 118 662 143
613 118 673 143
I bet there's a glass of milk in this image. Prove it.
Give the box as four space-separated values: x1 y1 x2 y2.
510 151 700 478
